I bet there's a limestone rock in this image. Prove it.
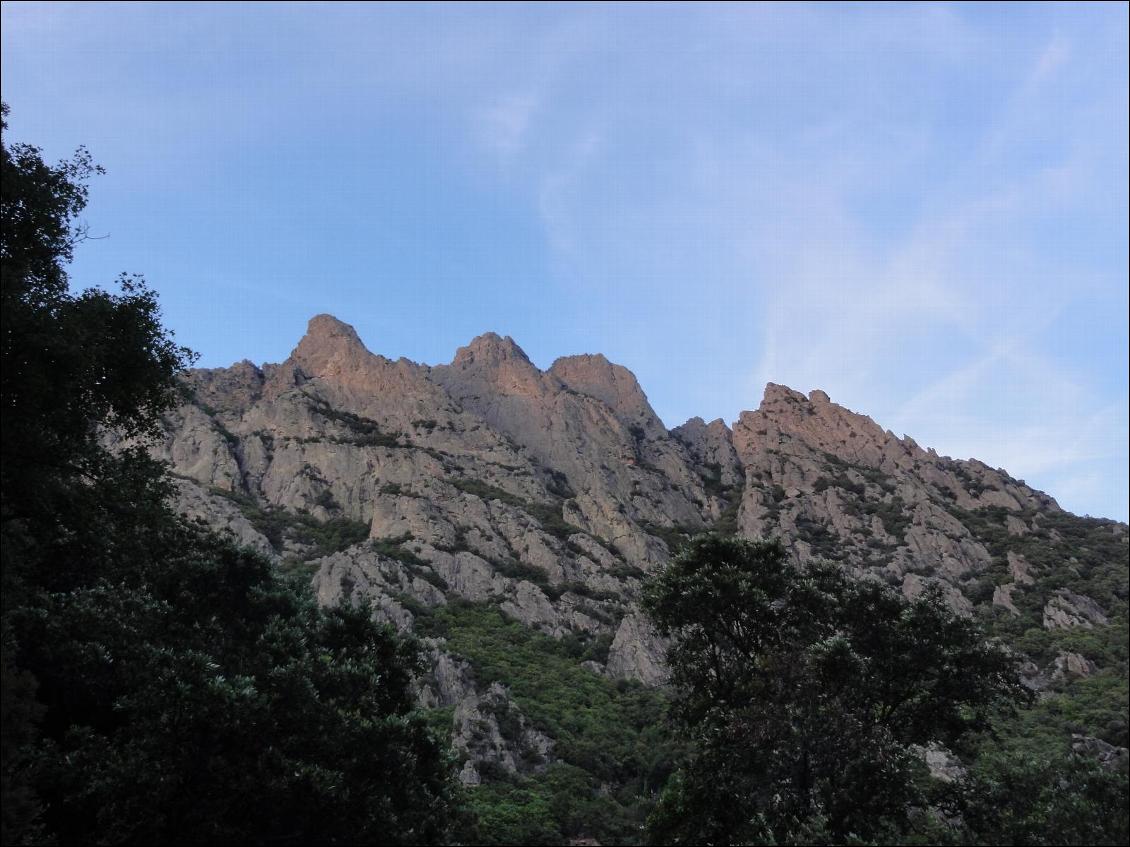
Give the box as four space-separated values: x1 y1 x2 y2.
606 613 668 685
671 416 743 490
1052 651 1095 681
150 312 1128 781
914 743 966 782
1071 735 1130 771
992 583 1020 616
1044 590 1109 630
170 477 275 558
1008 551 1036 585
901 573 973 617
549 353 665 437
183 359 265 418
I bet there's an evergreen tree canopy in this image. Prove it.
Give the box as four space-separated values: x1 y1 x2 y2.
642 534 1029 845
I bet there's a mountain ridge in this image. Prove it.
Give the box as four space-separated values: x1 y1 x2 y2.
156 312 1127 792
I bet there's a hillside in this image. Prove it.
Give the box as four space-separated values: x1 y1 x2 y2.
154 314 1128 841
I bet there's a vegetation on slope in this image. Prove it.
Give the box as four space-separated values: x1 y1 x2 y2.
957 506 1129 751
642 533 1129 846
416 601 680 845
210 486 371 559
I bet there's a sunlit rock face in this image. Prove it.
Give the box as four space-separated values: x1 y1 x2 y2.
157 313 1126 777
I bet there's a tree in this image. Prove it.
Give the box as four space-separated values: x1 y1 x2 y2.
642 534 1029 845
11 528 462 844
1 103 462 844
942 748 1128 846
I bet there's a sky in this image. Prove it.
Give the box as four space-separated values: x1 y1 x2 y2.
2 1 1127 521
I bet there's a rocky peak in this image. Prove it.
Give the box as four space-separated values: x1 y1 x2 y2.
735 383 1056 513
549 354 662 432
153 315 1126 795
279 314 459 428
438 333 548 403
734 383 900 469
706 417 733 438
290 314 375 378
452 333 533 369
185 359 265 417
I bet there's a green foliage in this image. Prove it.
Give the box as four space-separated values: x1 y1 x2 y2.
691 461 742 538
794 513 846 560
643 534 1029 845
955 505 1128 633
10 534 461 844
713 494 741 536
871 495 912 540
1040 675 1123 750
963 662 1129 757
297 514 371 556
449 477 586 541
940 749 1128 845
955 504 1128 751
469 762 656 846
488 556 555 587
1 106 461 845
422 705 457 744
368 531 428 566
374 537 451 592
606 562 646 580
306 394 403 447
523 501 584 541
418 602 680 844
544 469 576 500
312 487 339 511
467 776 562 846
638 521 695 555
210 487 370 557
449 477 526 508
558 631 616 665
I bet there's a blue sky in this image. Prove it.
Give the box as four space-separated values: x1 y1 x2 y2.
2 2 1127 520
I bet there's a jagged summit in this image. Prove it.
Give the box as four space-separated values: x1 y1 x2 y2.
549 354 660 430
738 381 900 462
283 320 661 426
451 332 533 368
290 313 373 376
295 313 367 357
305 312 364 343
163 313 1125 789
174 315 1101 631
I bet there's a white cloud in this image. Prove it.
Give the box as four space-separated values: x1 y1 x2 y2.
478 7 1126 517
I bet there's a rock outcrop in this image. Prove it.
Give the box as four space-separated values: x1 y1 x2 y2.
152 314 1128 778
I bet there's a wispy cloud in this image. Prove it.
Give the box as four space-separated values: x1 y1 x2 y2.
3 2 1125 518
451 5 1127 517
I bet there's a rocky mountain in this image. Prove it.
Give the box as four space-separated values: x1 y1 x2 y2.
155 314 1128 797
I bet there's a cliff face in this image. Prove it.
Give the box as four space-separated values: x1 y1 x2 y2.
158 314 1128 781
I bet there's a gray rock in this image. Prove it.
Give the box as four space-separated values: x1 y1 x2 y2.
607 614 668 685
1072 735 1130 771
1044 590 1108 630
992 583 1020 616
148 313 1126 782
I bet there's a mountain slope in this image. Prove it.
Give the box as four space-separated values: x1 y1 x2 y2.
156 314 1128 835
